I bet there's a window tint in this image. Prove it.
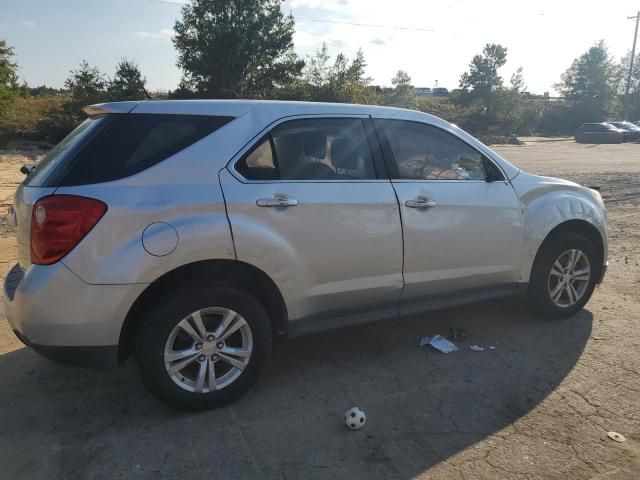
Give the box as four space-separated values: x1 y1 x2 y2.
380 120 487 180
24 116 105 187
60 113 233 186
236 118 377 181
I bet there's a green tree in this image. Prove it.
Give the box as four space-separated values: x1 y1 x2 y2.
305 42 331 88
284 44 376 104
458 43 508 116
65 60 108 104
0 39 20 118
383 70 416 108
29 85 65 97
326 49 375 103
35 60 108 143
173 0 303 98
510 67 525 93
557 40 615 123
108 58 148 101
0 39 19 87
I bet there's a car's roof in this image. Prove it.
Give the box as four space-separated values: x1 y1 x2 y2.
86 99 419 119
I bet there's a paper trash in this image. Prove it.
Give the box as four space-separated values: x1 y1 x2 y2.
419 335 458 354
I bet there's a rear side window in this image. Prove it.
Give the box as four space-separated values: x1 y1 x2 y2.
29 113 233 187
236 118 377 181
25 117 105 187
60 114 233 185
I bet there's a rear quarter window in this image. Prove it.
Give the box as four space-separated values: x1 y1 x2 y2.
37 113 233 186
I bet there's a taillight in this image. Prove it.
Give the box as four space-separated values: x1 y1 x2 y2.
31 195 107 265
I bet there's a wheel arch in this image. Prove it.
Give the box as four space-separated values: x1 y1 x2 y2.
118 259 288 362
528 219 605 284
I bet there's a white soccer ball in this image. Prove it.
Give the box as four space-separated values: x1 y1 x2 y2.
344 407 366 430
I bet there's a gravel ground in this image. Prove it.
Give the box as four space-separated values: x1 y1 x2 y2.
0 138 639 480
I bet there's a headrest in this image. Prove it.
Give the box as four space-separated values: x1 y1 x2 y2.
303 132 327 159
331 137 358 170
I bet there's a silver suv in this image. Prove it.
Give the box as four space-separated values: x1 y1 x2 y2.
4 100 608 410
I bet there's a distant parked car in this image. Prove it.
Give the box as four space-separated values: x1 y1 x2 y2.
432 87 449 97
414 87 433 96
609 121 640 141
575 123 625 144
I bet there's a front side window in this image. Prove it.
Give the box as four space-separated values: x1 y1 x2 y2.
379 120 487 181
236 118 377 181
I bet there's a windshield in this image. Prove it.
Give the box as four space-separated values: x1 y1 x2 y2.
24 116 105 187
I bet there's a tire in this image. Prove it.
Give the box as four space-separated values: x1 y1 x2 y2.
136 285 272 411
527 233 600 319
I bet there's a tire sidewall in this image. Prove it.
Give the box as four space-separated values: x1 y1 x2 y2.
136 286 272 411
528 233 599 319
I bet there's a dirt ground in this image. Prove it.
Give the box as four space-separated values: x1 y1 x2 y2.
0 138 639 479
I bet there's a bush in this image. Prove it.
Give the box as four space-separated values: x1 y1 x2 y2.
0 95 68 147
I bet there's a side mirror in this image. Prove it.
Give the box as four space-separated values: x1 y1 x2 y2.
20 164 36 176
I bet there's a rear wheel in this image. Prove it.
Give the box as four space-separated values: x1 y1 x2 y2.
527 233 600 319
136 285 272 410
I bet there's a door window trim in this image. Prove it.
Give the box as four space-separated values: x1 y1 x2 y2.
228 114 389 184
372 118 508 183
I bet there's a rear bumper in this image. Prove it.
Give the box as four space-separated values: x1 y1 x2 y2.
12 328 118 369
3 262 146 370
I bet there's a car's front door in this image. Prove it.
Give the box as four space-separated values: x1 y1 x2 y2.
374 118 522 305
219 116 404 325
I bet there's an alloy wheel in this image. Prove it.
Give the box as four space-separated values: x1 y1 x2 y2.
547 249 591 308
164 307 253 393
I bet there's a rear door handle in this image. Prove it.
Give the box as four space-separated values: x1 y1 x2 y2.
405 196 437 209
256 195 298 207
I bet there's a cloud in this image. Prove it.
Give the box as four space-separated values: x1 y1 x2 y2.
370 38 385 46
135 28 173 41
21 20 37 28
329 39 347 49
287 0 348 9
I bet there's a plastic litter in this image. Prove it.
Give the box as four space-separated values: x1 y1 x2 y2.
469 345 485 352
419 335 458 353
489 346 496 350
607 431 626 443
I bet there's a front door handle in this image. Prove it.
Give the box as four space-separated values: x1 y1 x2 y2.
256 195 298 208
405 196 437 209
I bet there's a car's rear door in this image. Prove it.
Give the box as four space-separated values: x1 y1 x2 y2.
373 118 522 310
219 115 404 327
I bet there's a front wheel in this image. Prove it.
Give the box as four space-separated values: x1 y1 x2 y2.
527 233 600 319
136 285 272 411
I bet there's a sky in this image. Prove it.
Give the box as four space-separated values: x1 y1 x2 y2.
1 0 637 95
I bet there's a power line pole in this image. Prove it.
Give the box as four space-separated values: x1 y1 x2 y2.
623 11 640 120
